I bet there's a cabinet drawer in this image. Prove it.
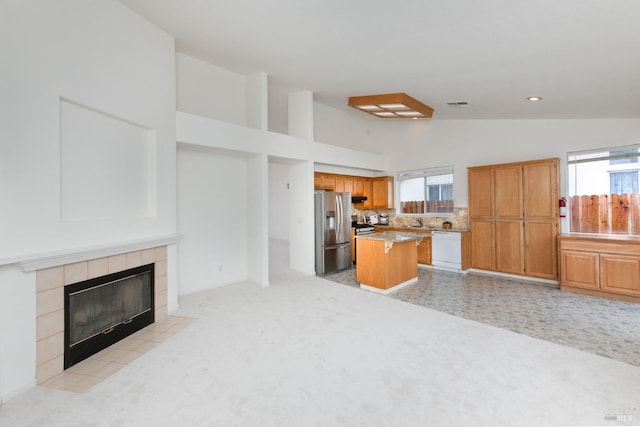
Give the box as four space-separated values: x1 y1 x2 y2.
600 254 640 296
560 250 599 290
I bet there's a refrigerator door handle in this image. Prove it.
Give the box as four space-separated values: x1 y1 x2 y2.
336 194 342 243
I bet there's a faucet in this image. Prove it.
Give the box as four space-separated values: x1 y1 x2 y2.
415 217 424 227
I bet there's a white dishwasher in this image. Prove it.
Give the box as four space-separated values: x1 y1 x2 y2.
431 231 461 271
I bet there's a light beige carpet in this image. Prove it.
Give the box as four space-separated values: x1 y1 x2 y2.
1 240 638 426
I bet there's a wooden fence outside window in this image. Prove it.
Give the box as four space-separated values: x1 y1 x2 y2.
400 200 453 214
570 194 640 234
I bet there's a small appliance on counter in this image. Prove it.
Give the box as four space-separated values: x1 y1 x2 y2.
378 213 389 225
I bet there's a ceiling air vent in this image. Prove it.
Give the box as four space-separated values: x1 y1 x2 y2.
445 101 472 108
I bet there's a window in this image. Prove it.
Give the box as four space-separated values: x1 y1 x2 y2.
567 145 640 234
397 167 454 214
610 171 638 194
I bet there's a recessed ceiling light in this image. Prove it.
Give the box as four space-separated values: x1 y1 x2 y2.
378 103 410 110
395 111 423 117
357 105 382 111
527 96 542 102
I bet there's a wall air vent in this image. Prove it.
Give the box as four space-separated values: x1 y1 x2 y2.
445 101 472 108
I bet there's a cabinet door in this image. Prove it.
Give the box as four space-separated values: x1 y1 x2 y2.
560 250 599 290
320 174 335 191
524 219 558 279
343 176 354 194
468 168 494 217
351 228 355 263
470 219 495 270
362 179 372 208
353 177 364 196
417 236 432 265
371 177 394 209
335 176 345 192
600 254 640 296
523 160 559 218
314 173 322 190
494 165 523 218
495 219 524 274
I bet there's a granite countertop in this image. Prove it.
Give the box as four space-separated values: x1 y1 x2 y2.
374 225 469 233
355 231 425 243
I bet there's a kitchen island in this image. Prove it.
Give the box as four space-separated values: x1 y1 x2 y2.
355 231 424 294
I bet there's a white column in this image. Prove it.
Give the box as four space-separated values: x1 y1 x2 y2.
288 90 314 141
245 72 268 131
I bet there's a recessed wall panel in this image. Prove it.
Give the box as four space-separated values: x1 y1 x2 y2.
60 100 156 221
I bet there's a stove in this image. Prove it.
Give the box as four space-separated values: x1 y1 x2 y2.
354 223 375 235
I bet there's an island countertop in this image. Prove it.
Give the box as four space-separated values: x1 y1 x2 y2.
355 231 425 253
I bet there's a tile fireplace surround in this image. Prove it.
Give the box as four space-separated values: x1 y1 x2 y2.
35 246 169 385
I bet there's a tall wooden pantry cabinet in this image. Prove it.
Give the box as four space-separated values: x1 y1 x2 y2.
468 158 560 280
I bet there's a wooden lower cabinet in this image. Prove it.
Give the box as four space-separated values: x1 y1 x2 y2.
495 219 524 275
470 219 495 270
560 250 599 290
559 235 640 302
417 236 432 265
600 254 640 296
351 228 355 263
524 220 558 280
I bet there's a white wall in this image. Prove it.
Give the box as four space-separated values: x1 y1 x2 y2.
268 163 291 240
176 53 246 125
313 106 640 207
0 0 176 401
176 113 387 277
373 119 640 206
246 154 269 287
314 102 385 154
177 144 249 294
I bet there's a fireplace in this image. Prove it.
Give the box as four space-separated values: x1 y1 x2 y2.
35 245 169 385
64 264 155 368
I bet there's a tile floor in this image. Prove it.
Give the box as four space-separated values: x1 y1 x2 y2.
40 315 196 393
323 266 640 367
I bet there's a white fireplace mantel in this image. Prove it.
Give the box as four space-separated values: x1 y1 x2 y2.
0 234 181 272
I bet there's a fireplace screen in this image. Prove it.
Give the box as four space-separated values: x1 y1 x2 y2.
64 263 154 368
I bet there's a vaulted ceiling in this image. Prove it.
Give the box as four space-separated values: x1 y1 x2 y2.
119 0 640 123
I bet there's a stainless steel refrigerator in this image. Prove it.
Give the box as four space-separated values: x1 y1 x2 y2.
315 190 352 275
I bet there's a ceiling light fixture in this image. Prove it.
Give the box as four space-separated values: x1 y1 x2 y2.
527 96 542 102
348 93 434 119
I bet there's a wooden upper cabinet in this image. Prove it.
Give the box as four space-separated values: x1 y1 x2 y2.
468 168 494 218
334 176 345 192
353 177 364 196
361 178 373 208
343 176 355 194
523 160 559 218
494 165 523 218
314 173 336 191
371 176 394 209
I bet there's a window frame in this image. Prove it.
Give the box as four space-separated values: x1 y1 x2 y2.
395 166 455 216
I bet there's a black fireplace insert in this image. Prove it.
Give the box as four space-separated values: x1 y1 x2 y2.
64 263 155 368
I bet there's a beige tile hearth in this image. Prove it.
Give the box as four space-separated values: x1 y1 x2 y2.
40 316 196 394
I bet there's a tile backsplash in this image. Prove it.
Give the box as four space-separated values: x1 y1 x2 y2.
353 207 469 230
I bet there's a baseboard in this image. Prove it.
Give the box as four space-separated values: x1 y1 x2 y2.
466 268 559 286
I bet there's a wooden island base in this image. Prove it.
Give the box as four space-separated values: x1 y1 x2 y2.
356 232 419 294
